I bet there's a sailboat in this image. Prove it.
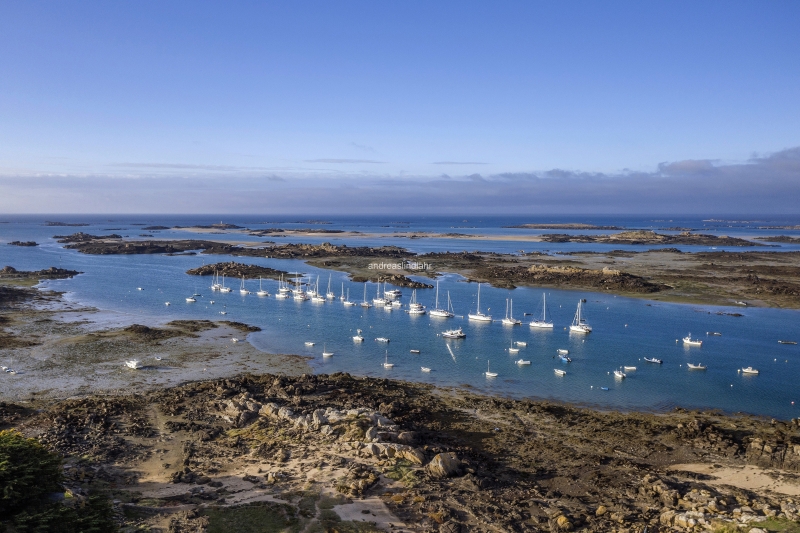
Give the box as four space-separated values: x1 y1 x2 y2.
508 341 519 354
311 277 326 302
239 276 249 295
383 350 394 368
305 276 318 298
352 329 364 342
256 277 269 297
529 293 554 329
339 282 345 301
275 275 288 299
468 283 492 322
373 282 388 305
430 281 454 318
343 288 356 306
502 298 521 326
322 343 333 357
569 300 592 333
408 289 426 315
211 270 221 291
325 274 335 299
360 284 372 308
219 274 232 293
293 280 308 300
484 360 498 378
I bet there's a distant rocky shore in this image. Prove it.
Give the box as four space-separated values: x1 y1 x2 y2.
8 240 38 246
539 230 762 246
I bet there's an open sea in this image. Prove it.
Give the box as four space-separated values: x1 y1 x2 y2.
2 214 800 419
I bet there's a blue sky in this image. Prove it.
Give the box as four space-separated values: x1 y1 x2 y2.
1 1 799 213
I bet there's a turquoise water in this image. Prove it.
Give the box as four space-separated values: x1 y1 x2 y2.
2 215 799 419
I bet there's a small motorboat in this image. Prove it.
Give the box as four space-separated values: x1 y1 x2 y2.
707 331 722 336
421 367 431 372
165 302 170 306
557 349 569 355
375 337 390 343
410 349 420 354
304 342 315 346
687 363 707 370
137 287 143 291
613 369 626 379
559 355 572 363
353 329 364 342
515 341 527 347
683 333 702 346
740 367 759 375
186 297 196 303
554 368 566 376
623 366 636 371
778 340 797 345
516 359 531 365
600 387 609 391
644 357 662 364
442 328 466 339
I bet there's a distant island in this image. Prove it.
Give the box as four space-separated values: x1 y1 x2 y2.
44 221 89 227
504 223 624 230
8 240 38 246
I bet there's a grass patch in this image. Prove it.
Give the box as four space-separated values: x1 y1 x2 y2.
202 502 302 533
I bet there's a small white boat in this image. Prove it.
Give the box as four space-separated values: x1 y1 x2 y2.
515 341 527 347
384 287 402 299
353 329 364 342
740 366 759 375
529 293 554 329
239 276 249 295
343 288 355 306
484 360 498 378
209 300 214 304
623 366 637 371
516 359 531 365
125 360 141 369
219 274 232 293
373 282 388 306
219 311 227 315
293 289 308 301
322 344 333 357
375 337 390 343
256 277 269 297
137 287 143 291
644 357 662 364
614 369 626 379
165 302 170 306
421 366 431 372
468 283 492 322
501 298 521 326
687 363 707 370
554 368 566 376
442 327 466 339
339 282 346 301
557 349 569 355
683 333 703 346
410 349 420 354
186 297 196 302
383 351 394 368
305 341 315 346
569 300 592 333
311 294 326 303
508 342 519 354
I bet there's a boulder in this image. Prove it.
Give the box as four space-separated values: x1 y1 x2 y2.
426 452 462 479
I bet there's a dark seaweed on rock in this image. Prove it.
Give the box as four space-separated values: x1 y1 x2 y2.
186 261 288 280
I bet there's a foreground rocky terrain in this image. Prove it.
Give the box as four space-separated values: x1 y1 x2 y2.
2 373 800 532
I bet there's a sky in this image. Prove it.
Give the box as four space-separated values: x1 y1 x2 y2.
0 1 799 214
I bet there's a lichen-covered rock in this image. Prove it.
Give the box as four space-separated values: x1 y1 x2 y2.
426 452 461 478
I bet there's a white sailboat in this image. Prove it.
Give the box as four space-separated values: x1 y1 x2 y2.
322 343 333 357
211 270 221 291
408 289 426 315
219 274 232 293
502 298 521 326
275 275 288 299
430 281 454 318
529 293 554 329
360 284 372 308
508 341 519 354
569 300 592 333
311 277 326 302
353 329 364 342
343 288 356 306
373 282 388 305
339 282 345 301
239 276 249 295
383 350 394 368
325 274 335 299
484 360 497 378
468 283 492 322
185 296 196 302
256 277 269 297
